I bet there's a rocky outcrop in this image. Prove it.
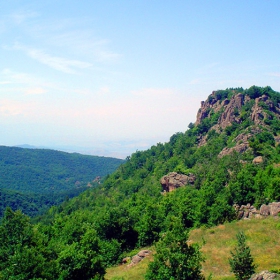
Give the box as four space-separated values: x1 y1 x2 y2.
195 92 245 128
195 90 280 148
250 95 279 126
218 143 250 158
218 127 263 158
234 202 280 219
250 270 280 280
125 250 151 267
218 93 244 129
160 172 196 192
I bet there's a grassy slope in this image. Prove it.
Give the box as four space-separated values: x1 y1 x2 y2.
105 217 280 280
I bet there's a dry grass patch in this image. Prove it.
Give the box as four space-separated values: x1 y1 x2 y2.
105 217 280 280
105 248 154 280
190 217 280 279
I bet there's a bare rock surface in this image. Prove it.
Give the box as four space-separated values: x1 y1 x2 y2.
160 172 196 192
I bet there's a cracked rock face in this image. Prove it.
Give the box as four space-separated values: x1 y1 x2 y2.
195 92 245 129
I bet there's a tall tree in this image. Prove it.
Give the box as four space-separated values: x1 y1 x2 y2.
145 219 205 280
229 231 256 280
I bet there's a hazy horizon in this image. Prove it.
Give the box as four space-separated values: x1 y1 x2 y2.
1 0 280 157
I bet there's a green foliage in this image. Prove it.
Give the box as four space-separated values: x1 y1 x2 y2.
1 86 280 278
0 146 123 217
57 229 105 280
0 208 57 279
229 231 256 280
145 220 205 280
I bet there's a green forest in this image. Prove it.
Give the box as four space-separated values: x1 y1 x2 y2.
1 86 280 279
0 147 124 217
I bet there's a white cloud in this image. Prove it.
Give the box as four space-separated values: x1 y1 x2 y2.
13 44 92 73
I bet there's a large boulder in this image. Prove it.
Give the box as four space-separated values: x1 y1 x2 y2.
269 202 280 216
260 202 280 217
260 204 270 216
160 172 196 192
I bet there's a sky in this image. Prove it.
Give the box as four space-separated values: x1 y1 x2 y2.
1 0 280 158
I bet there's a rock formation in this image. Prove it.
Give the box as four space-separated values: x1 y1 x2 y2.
195 90 280 149
125 250 151 267
195 91 245 129
234 202 280 219
160 172 196 192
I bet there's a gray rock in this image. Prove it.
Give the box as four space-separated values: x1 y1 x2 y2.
269 202 280 216
250 270 280 280
160 172 195 192
260 205 270 216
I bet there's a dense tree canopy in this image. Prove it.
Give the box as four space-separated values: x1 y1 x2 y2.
0 146 123 217
1 86 280 278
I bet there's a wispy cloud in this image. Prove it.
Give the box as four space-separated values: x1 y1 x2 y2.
47 30 121 62
13 44 92 73
1 68 47 86
18 14 121 63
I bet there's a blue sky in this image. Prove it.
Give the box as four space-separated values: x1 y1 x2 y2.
1 0 280 158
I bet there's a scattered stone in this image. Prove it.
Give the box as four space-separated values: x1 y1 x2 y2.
250 270 280 280
127 250 151 267
235 202 280 220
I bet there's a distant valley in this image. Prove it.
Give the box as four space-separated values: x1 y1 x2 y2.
0 146 124 217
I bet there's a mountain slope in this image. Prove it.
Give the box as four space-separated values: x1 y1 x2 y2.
1 86 280 279
0 146 124 216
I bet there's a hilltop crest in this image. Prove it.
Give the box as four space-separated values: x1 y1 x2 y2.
194 86 280 151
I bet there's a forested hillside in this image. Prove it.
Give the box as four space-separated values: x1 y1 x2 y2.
1 86 280 279
0 146 124 217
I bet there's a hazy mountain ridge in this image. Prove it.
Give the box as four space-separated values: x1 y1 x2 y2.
1 86 280 279
0 146 124 217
